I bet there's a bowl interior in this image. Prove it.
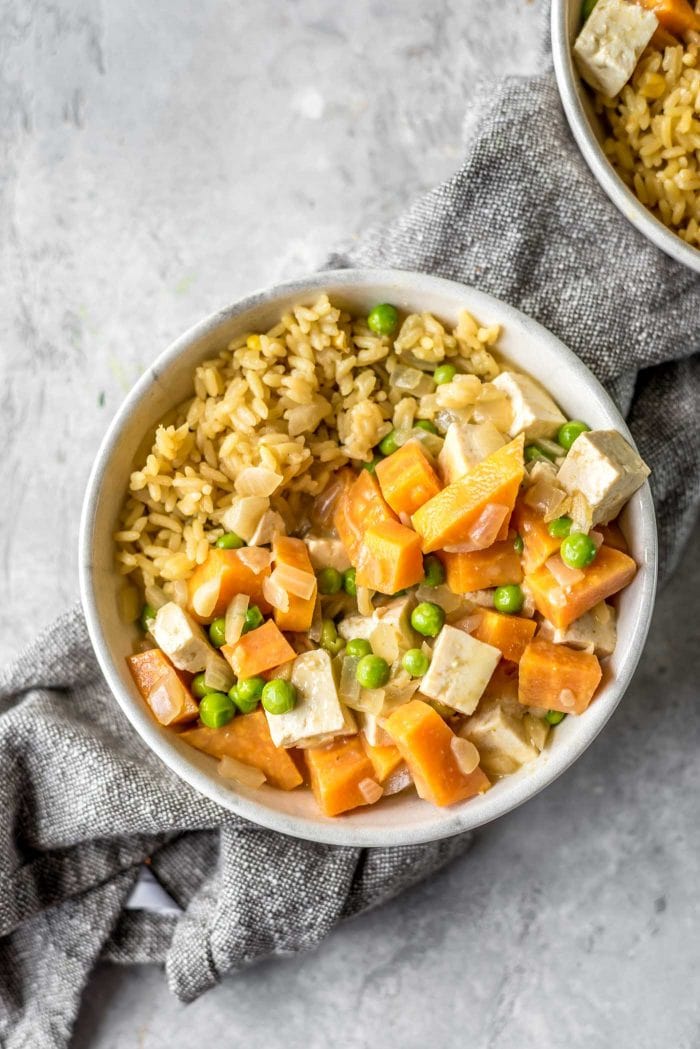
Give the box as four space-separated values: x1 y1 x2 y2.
552 0 700 273
80 269 657 846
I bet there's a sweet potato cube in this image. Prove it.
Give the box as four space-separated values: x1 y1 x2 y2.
127 649 198 726
181 709 302 790
305 736 379 816
334 469 397 564
188 548 272 621
411 435 524 553
361 738 404 783
272 535 317 633
375 441 442 516
222 619 296 679
598 519 629 554
443 538 523 593
526 545 637 630
384 700 490 807
355 519 424 595
637 0 699 34
519 638 602 715
511 498 561 573
472 609 537 664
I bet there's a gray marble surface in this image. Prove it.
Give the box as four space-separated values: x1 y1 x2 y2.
2 1 698 1046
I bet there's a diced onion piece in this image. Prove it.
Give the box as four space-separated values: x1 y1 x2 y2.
590 530 604 550
234 466 283 498
286 400 331 438
144 584 169 611
248 510 286 547
524 471 567 521
237 546 273 575
469 503 509 548
204 652 235 693
415 584 463 613
383 763 413 797
357 688 385 715
218 756 266 788
463 589 495 608
382 670 421 706
391 364 425 391
262 572 290 613
557 688 576 710
370 622 400 665
358 777 383 805
312 475 348 531
272 563 316 601
411 429 444 457
168 580 189 608
221 496 270 542
192 576 221 620
118 584 141 624
523 713 549 752
536 437 566 458
339 655 362 709
433 407 472 434
452 613 483 635
357 586 374 617
224 593 249 646
450 737 480 775
398 511 412 528
570 491 594 535
472 388 512 432
308 597 323 643
545 555 585 589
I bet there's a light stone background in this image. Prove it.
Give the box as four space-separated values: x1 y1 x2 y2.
2 1 699 1046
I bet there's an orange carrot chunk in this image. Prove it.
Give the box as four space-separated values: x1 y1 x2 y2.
384 699 490 807
375 440 442 516
305 736 379 816
127 649 199 726
471 609 537 664
637 0 699 34
222 619 296 679
412 435 525 553
355 519 425 595
512 498 561 573
188 548 272 622
361 738 404 783
526 545 637 631
181 709 303 790
519 638 602 715
271 535 317 633
443 537 523 593
334 469 398 563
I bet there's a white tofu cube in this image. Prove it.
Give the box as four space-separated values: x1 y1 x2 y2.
265 649 347 748
539 601 617 657
574 0 657 98
438 421 505 484
305 535 352 573
420 625 500 715
152 602 215 673
492 371 566 440
460 699 539 774
556 429 650 525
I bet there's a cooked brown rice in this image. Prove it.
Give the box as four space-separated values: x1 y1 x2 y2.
115 296 504 602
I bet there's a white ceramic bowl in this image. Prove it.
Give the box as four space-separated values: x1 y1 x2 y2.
79 269 657 847
552 0 700 273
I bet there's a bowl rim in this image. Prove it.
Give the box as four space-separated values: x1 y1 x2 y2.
79 267 658 847
551 0 700 274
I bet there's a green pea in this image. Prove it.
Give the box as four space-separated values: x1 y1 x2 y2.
215 532 245 549
242 605 264 634
548 516 573 539
192 672 215 700
367 303 399 337
410 601 445 638
261 678 297 715
402 648 430 677
140 603 156 633
208 617 227 647
415 419 438 435
343 567 357 597
422 555 445 588
317 566 343 595
320 618 344 655
525 444 554 463
378 430 400 457
362 455 383 474
199 691 236 728
581 0 598 22
230 676 265 714
558 420 591 451
493 584 524 615
433 363 456 386
560 532 598 569
356 654 391 689
545 710 567 725
513 534 524 555
346 637 372 659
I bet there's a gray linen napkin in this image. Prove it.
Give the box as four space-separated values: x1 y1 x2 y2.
1 71 699 1049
